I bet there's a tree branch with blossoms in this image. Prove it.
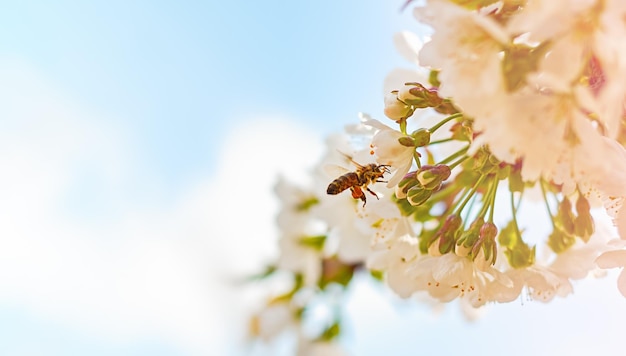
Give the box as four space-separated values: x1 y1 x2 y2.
247 0 626 353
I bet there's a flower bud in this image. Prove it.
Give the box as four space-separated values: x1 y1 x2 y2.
471 222 498 266
556 198 575 236
384 91 414 121
433 99 458 115
429 215 463 255
574 195 594 242
397 82 443 108
416 164 451 190
395 171 419 199
406 185 432 206
455 217 484 256
410 128 431 147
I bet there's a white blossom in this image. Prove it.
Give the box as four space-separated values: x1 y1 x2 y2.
359 114 415 188
275 177 323 286
405 253 515 307
415 0 508 118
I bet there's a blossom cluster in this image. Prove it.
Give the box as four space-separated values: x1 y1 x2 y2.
248 0 626 353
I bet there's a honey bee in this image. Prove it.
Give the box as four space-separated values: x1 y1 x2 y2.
326 156 390 206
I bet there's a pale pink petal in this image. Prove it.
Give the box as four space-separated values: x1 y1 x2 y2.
383 68 427 94
393 31 423 65
618 205 626 240
618 268 626 298
596 250 626 268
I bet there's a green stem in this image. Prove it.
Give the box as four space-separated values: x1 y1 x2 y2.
539 179 556 228
414 151 422 169
448 155 469 170
510 191 522 237
515 189 524 212
399 118 408 135
463 194 478 228
454 174 487 216
488 179 499 223
430 181 461 202
439 145 469 166
476 177 495 219
429 138 454 145
429 113 463 133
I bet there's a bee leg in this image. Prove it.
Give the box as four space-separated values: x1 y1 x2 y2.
376 179 388 183
350 186 362 199
350 187 367 207
366 187 379 200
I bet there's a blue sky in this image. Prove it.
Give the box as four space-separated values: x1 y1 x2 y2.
0 1 410 190
0 1 414 355
2 1 626 355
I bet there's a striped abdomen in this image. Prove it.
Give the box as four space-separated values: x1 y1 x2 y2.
327 172 360 195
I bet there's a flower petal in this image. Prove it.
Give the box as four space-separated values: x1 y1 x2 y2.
618 205 626 240
383 68 427 94
618 268 626 298
393 31 422 65
596 250 626 268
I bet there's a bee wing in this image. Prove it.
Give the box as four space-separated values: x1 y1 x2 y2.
335 150 365 169
323 164 350 178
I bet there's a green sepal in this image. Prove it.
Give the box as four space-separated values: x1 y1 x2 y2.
319 321 341 342
503 244 536 269
369 269 384 282
450 121 473 142
398 136 417 147
299 235 327 251
318 256 355 289
296 196 320 212
428 70 441 87
496 164 511 180
508 166 524 193
248 265 277 280
448 0 499 10
498 221 535 268
502 41 552 93
419 229 437 254
411 128 431 147
547 228 576 253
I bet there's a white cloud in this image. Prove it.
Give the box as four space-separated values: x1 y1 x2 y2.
0 58 324 355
